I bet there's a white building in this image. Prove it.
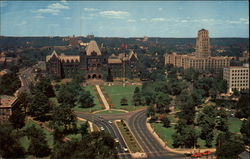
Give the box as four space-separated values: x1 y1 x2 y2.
223 63 249 93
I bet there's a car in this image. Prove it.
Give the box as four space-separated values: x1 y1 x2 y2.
100 127 104 131
114 138 119 143
202 151 212 156
123 147 128 152
108 120 112 124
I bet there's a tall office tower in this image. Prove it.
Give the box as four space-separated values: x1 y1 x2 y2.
195 29 211 58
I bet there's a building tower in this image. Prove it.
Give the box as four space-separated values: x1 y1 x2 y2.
195 29 211 58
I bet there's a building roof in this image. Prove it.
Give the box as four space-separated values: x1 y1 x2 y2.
46 50 80 62
60 55 80 62
85 40 101 56
108 58 122 64
0 95 17 108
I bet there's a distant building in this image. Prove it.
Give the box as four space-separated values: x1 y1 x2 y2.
239 50 249 62
46 40 139 80
0 52 18 68
223 63 249 93
0 95 17 123
165 29 232 72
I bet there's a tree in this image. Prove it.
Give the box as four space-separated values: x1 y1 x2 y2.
79 122 89 138
147 106 155 117
235 93 250 118
25 125 51 157
172 121 198 148
35 78 55 98
29 91 50 120
161 116 170 128
0 72 21 95
77 90 95 108
155 92 171 113
215 109 229 132
57 82 82 107
120 97 128 106
132 87 143 106
178 96 196 125
51 131 118 159
50 105 77 134
240 117 250 145
9 103 26 129
198 106 217 147
0 123 25 158
216 132 245 159
17 92 31 114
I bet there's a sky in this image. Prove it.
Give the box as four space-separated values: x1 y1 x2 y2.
0 1 249 37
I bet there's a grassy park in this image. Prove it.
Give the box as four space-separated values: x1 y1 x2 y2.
152 117 243 149
73 85 104 113
20 119 53 151
103 85 146 111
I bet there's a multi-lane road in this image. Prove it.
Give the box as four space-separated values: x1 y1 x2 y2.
76 109 185 159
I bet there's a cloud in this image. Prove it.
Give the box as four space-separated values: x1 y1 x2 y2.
16 21 27 26
158 8 163 11
33 8 60 15
240 17 249 24
140 18 148 22
49 24 59 27
34 15 45 19
32 2 69 16
48 3 69 9
84 8 98 11
127 19 136 23
151 18 167 22
64 17 71 20
99 10 130 19
81 16 93 20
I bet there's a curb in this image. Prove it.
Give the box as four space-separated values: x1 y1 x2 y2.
146 118 216 154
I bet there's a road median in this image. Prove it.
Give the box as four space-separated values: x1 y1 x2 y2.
115 120 143 154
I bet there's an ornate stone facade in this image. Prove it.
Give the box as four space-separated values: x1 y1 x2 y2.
46 40 139 80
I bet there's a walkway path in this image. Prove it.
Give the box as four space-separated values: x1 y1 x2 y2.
95 85 110 110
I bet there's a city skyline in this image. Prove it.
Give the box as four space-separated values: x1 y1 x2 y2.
0 1 249 37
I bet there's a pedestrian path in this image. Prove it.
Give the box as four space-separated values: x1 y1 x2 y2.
95 85 110 110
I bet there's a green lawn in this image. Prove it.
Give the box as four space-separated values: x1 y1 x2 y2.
153 117 242 149
103 85 146 111
73 85 104 113
229 117 242 133
95 110 126 114
116 121 142 153
20 119 54 151
152 123 175 148
152 123 218 149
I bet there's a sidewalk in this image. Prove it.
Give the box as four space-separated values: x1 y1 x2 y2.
95 85 110 110
145 118 216 155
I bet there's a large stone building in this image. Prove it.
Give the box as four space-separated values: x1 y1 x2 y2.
0 95 17 123
223 63 249 93
46 40 139 80
165 29 232 72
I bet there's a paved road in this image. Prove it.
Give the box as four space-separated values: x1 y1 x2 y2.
76 109 185 159
128 110 185 159
75 112 132 159
18 67 33 94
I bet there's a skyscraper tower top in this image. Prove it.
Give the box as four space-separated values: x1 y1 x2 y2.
195 29 211 58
